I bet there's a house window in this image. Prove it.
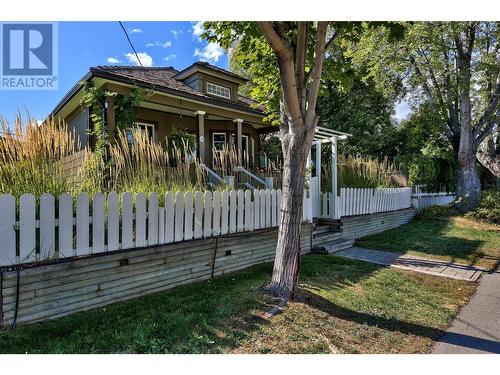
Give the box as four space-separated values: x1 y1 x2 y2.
207 82 231 99
212 132 227 151
230 134 251 166
128 122 156 143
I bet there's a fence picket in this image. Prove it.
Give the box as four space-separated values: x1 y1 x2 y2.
158 207 165 244
212 191 221 236
184 192 194 240
244 190 253 231
165 191 174 244
135 193 147 247
271 189 277 226
92 193 105 254
237 190 245 232
174 192 185 242
253 190 260 229
265 189 271 228
107 192 119 251
58 193 73 257
0 194 16 265
19 194 36 262
76 193 89 256
259 189 266 228
39 193 55 260
194 191 203 239
221 191 229 235
122 192 134 249
229 190 237 233
204 191 213 237
148 192 159 246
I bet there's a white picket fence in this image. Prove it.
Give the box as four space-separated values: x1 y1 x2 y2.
0 189 313 267
320 187 412 219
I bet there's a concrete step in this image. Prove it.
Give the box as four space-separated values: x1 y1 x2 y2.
313 238 354 254
312 231 342 246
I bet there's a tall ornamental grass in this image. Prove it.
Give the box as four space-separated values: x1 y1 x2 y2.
0 117 78 199
322 155 407 192
78 129 206 203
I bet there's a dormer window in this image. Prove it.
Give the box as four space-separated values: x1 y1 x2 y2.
207 82 231 99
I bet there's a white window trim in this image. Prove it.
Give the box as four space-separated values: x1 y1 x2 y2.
206 82 231 99
212 132 227 150
129 122 156 143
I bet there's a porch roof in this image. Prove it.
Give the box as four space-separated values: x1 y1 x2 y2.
314 126 351 143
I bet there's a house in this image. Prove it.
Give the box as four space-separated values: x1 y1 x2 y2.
51 62 277 184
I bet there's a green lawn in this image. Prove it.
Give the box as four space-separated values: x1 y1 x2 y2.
0 255 476 354
357 215 500 270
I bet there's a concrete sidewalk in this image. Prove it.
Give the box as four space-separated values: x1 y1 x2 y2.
433 270 500 354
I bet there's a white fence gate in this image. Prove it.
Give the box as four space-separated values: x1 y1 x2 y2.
0 189 313 267
319 187 412 219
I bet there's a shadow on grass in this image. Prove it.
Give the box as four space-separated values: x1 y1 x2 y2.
296 287 500 354
356 217 495 268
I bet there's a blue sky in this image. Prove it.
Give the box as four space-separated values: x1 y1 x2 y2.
0 21 408 124
0 21 228 124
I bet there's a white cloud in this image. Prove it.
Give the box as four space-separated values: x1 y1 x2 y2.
171 30 183 39
163 54 177 62
192 21 204 40
129 28 143 34
146 41 172 48
194 42 224 63
124 52 153 67
106 57 121 64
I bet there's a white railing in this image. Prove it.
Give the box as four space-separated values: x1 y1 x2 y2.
320 187 412 219
0 189 313 267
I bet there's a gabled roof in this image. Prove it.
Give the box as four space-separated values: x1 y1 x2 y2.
174 61 248 83
51 62 264 118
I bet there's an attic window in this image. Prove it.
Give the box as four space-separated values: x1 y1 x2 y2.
207 82 231 99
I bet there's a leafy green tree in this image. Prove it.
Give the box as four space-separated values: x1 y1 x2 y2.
348 22 500 211
205 21 340 298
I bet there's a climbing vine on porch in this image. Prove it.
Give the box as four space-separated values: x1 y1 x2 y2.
81 82 146 151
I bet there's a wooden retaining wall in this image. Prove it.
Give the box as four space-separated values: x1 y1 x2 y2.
340 208 416 240
0 224 312 326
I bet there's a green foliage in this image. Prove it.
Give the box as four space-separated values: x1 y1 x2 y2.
259 134 282 166
165 127 197 160
115 87 147 132
465 189 500 224
82 83 146 151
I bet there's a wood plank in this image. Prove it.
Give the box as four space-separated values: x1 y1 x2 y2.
135 193 147 247
148 192 159 246
212 191 221 236
220 190 229 235
184 191 194 240
107 192 119 251
203 191 212 238
164 191 175 244
193 191 203 239
237 190 244 232
229 190 237 233
0 194 16 265
121 192 134 249
174 192 184 242
39 193 55 260
58 193 73 258
20 193 36 262
76 193 90 256
92 193 105 254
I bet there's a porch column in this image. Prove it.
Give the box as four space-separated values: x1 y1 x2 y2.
194 110 206 163
106 95 116 142
331 136 337 219
233 118 243 166
315 140 322 216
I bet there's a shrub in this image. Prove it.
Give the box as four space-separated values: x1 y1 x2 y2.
465 189 500 224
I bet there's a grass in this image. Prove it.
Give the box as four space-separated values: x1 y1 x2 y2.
357 215 500 270
0 255 476 354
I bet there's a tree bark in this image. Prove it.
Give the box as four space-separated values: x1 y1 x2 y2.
267 126 313 298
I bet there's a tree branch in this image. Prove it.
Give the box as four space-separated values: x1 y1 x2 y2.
474 73 500 143
258 22 303 127
295 22 308 116
304 21 329 130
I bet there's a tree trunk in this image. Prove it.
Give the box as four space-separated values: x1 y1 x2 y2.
456 127 481 212
267 127 313 298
